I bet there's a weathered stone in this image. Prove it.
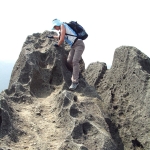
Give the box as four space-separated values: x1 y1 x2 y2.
2 30 150 149
0 31 117 150
85 61 107 87
87 46 150 150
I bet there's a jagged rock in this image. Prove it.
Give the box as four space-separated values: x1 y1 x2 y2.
85 62 107 87
0 31 118 150
0 93 12 138
86 46 150 150
6 31 85 100
51 90 117 150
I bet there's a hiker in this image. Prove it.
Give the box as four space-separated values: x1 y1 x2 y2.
48 19 85 90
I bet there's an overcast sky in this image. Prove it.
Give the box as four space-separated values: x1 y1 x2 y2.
0 0 150 69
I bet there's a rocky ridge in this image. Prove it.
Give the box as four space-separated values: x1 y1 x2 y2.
0 31 150 150
86 46 150 150
1 31 116 150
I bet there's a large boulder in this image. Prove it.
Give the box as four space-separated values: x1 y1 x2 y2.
86 46 150 150
85 62 107 87
0 31 118 150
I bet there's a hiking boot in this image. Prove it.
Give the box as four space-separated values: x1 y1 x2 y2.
69 82 79 90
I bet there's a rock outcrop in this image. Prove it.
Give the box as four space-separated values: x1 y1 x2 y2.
0 31 118 150
1 30 150 150
86 46 150 150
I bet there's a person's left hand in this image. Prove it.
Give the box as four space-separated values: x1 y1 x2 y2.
47 36 54 38
53 43 59 47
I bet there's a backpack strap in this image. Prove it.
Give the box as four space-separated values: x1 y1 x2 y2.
63 22 78 37
65 33 77 37
72 37 78 46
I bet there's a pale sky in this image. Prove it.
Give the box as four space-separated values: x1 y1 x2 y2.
0 0 150 68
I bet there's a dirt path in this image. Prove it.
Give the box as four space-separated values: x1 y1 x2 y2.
3 91 70 150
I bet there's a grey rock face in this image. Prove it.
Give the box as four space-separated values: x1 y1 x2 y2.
0 31 118 150
0 93 12 138
7 31 67 99
52 90 117 150
87 46 150 150
85 62 107 87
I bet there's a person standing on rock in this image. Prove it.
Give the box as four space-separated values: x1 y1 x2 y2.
48 19 85 90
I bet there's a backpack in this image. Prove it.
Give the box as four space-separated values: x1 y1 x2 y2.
65 21 88 40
